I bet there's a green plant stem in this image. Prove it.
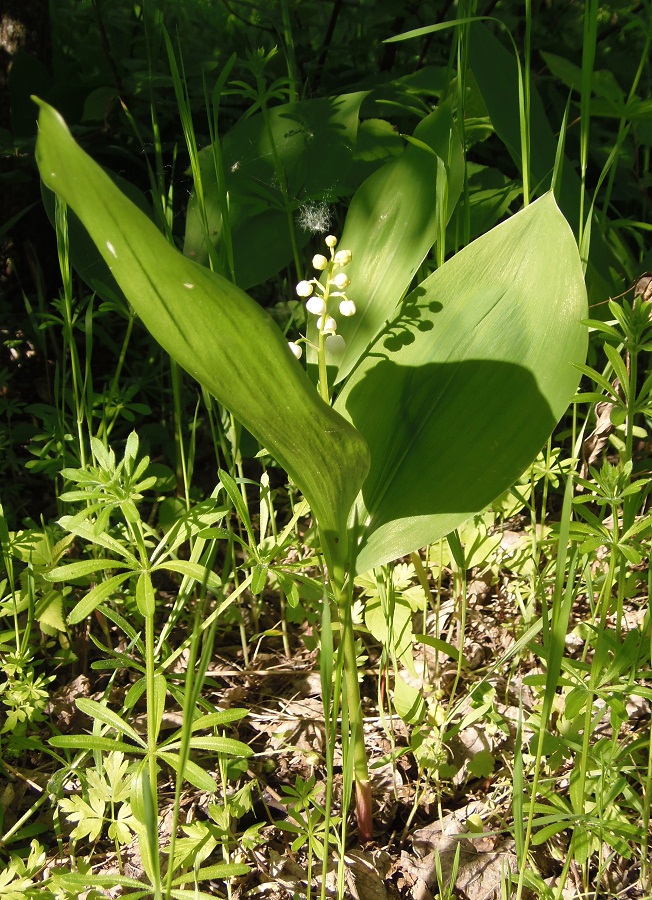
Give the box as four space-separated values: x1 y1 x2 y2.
171 361 190 507
337 585 372 842
317 325 329 405
103 308 136 440
145 609 162 897
641 564 652 889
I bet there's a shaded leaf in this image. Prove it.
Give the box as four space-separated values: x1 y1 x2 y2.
184 93 366 288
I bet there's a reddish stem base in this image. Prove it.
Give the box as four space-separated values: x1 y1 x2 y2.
355 779 373 843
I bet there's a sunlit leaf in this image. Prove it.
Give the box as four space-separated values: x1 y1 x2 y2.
337 194 587 572
327 100 464 383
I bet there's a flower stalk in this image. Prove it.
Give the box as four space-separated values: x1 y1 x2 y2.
292 238 372 842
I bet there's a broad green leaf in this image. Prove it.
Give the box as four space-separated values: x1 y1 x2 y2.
337 194 587 573
34 100 369 574
393 674 426 724
35 588 66 633
541 52 626 113
415 634 461 663
365 597 414 669
328 100 464 383
184 93 366 288
171 889 249 900
58 515 139 566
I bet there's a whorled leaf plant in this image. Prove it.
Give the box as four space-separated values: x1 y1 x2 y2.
33 98 587 844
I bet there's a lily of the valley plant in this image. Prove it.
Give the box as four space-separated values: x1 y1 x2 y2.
34 93 587 842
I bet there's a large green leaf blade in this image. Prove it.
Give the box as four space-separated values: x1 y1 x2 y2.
34 100 369 568
330 100 464 383
336 194 587 573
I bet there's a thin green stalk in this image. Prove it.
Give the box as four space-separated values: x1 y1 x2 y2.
204 56 238 282
317 323 330 404
55 197 87 469
170 361 190 508
335 577 372 842
578 1 598 249
319 589 342 900
601 13 652 218
514 471 578 900
446 531 467 705
164 589 219 899
641 564 652 888
145 611 162 898
521 0 532 205
101 309 136 441
280 0 299 104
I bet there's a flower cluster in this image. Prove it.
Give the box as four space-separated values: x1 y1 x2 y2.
288 235 355 362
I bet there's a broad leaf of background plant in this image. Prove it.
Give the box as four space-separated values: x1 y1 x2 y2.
336 194 587 573
183 93 365 289
330 100 464 383
34 100 369 573
467 22 623 303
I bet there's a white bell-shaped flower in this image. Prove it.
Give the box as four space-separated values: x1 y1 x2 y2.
339 299 356 317
317 315 338 334
306 295 327 316
296 280 314 298
332 272 350 290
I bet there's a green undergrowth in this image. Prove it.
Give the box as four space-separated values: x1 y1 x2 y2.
1 1 652 898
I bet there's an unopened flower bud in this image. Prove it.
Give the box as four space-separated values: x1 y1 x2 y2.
333 249 352 266
325 334 346 355
339 299 356 317
325 235 338 248
317 315 338 334
312 254 328 271
332 272 350 290
288 341 303 359
296 280 313 298
306 295 327 316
